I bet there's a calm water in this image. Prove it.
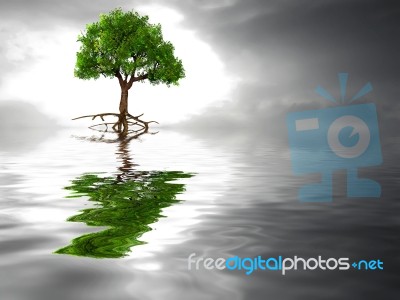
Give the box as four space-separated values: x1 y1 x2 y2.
0 127 399 299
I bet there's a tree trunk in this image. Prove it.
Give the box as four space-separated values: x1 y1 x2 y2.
118 88 129 135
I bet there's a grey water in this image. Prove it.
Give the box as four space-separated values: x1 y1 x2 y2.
0 127 399 300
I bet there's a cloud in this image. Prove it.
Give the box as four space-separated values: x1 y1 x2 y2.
161 0 400 141
0 1 140 86
0 0 138 28
0 101 60 153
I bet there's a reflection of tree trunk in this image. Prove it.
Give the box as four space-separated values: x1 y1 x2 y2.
116 138 146 182
117 138 132 179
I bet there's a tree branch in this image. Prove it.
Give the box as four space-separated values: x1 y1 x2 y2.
126 73 148 89
127 72 136 87
126 54 138 86
135 74 148 82
153 61 159 72
115 70 125 87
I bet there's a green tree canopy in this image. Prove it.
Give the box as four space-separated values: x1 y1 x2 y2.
74 8 185 87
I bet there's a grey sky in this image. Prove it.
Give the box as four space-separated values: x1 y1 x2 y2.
0 101 59 153
160 0 400 141
0 0 131 88
0 0 130 27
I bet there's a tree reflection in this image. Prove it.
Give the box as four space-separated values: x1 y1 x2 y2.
55 137 193 258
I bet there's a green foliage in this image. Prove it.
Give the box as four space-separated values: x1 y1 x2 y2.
74 8 185 86
55 171 193 258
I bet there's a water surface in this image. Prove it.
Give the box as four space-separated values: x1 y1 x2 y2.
0 128 399 300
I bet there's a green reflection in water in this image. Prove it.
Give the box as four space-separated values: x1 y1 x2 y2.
55 170 193 258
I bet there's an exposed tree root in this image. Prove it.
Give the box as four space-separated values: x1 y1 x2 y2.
71 129 158 144
72 112 159 139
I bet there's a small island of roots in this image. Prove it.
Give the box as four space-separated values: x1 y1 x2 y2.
72 112 159 137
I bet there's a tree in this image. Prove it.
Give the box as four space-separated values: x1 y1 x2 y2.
73 8 185 136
